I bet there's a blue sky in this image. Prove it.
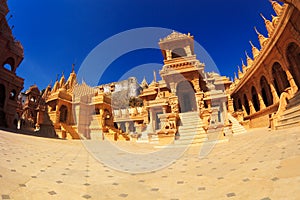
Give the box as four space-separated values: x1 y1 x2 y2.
7 0 277 90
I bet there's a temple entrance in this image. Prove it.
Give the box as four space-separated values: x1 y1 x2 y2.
59 105 68 123
177 81 196 113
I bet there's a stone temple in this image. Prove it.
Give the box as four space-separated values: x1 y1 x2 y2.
1 0 300 146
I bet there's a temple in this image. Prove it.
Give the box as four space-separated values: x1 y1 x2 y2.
2 1 300 145
0 0 24 128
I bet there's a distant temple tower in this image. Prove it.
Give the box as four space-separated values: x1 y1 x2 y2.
159 31 207 113
0 0 24 128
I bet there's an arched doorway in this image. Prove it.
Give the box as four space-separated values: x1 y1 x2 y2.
286 42 300 89
0 84 5 108
260 76 273 107
172 48 187 58
251 86 260 112
59 105 68 123
272 62 290 95
176 81 196 113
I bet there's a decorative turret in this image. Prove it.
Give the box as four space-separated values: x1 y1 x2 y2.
141 77 148 89
249 41 260 59
64 65 77 91
271 14 280 27
245 51 254 67
51 81 59 93
237 66 243 79
270 0 283 16
234 72 238 83
241 58 247 73
59 73 65 88
260 13 275 37
42 84 51 100
254 27 269 48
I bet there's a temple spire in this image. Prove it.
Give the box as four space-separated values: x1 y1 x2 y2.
238 65 243 79
245 51 253 67
72 63 75 73
241 58 247 73
270 0 283 16
254 26 269 48
249 41 260 59
271 14 279 27
260 13 274 36
234 72 237 81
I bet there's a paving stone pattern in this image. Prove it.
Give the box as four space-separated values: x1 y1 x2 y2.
0 128 300 199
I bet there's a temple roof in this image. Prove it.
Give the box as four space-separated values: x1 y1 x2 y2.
159 31 193 43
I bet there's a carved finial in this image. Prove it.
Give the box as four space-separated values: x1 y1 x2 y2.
237 65 243 79
260 13 274 37
271 14 279 27
254 26 269 48
153 70 157 83
249 41 260 59
72 63 75 72
234 72 237 81
270 0 283 16
56 74 59 81
245 51 253 67
241 58 247 73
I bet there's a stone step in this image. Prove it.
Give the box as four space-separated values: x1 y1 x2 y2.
286 92 300 109
277 115 300 125
280 106 300 118
276 120 300 130
174 137 208 145
178 125 203 131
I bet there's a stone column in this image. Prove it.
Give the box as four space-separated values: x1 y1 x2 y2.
285 69 298 94
125 122 130 134
248 99 256 114
227 96 234 113
270 81 279 103
191 78 201 93
166 50 172 60
257 92 266 110
242 104 248 116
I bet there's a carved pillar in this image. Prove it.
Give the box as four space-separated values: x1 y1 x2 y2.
191 78 201 93
269 81 280 103
257 92 266 110
166 50 172 60
184 45 192 56
285 69 298 94
248 99 256 114
125 122 130 134
169 96 179 114
227 96 234 113
195 91 204 113
241 104 248 116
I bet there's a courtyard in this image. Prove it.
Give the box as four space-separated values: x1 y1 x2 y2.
0 128 300 200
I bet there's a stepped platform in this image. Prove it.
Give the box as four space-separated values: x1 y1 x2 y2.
276 92 300 130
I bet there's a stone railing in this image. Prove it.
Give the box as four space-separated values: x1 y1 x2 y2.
271 87 293 128
113 107 144 121
157 113 179 136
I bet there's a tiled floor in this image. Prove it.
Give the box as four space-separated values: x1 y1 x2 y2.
0 127 300 199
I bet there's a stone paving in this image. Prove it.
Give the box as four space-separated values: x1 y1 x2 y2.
1 127 300 199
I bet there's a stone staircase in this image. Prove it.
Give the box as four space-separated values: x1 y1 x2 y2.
275 92 300 130
60 123 80 139
174 112 207 146
228 113 247 135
